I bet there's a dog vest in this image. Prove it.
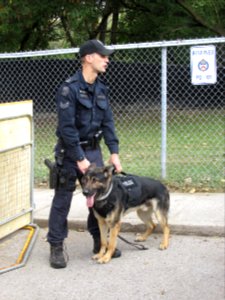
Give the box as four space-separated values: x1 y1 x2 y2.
116 174 143 209
94 174 144 218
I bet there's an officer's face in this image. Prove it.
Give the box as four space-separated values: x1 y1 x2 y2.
90 53 110 73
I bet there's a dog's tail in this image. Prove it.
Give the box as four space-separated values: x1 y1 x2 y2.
159 188 170 212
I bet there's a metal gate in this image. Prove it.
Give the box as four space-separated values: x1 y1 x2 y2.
0 100 38 274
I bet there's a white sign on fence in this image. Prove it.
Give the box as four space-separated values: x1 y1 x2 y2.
190 45 217 85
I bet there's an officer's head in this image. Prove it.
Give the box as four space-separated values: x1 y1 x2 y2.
79 40 114 58
79 40 114 74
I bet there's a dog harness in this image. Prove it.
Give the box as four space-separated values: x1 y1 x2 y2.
116 174 143 208
94 174 143 218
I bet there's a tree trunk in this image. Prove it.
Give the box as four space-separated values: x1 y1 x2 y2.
110 1 120 44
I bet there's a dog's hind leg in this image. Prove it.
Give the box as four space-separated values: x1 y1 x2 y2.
155 210 170 250
135 208 156 242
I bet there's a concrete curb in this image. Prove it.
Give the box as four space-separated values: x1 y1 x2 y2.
34 218 225 237
33 189 225 238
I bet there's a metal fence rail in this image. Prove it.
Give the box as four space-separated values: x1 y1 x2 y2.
0 37 224 191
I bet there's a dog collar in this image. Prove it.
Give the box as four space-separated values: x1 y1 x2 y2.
97 182 113 201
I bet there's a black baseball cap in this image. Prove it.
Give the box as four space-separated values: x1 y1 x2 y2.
79 39 114 57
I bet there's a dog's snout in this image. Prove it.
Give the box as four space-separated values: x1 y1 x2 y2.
82 188 89 196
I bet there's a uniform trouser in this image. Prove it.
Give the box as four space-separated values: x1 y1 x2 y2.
47 146 104 245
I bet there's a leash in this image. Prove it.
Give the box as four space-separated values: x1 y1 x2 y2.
113 170 128 176
118 234 148 250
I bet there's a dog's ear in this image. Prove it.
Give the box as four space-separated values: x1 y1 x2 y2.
103 165 115 177
88 163 96 171
84 163 96 174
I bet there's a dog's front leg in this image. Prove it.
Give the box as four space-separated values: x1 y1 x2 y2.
92 217 108 260
98 222 121 264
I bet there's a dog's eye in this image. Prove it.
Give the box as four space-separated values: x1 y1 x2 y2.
92 177 97 183
81 177 87 184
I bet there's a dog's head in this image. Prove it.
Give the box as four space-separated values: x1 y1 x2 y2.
81 164 114 208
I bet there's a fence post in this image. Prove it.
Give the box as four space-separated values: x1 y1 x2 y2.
161 47 167 179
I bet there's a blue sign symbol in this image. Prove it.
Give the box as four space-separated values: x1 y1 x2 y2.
198 59 209 72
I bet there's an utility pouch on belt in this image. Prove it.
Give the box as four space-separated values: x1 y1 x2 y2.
44 159 75 191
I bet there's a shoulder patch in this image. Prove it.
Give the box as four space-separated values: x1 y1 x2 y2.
60 100 70 109
65 77 72 83
61 86 70 96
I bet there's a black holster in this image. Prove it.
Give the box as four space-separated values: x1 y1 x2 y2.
44 159 76 191
44 159 58 189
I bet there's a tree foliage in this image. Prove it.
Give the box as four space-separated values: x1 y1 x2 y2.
0 0 224 51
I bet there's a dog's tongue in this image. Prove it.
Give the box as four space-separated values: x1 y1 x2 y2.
86 195 95 208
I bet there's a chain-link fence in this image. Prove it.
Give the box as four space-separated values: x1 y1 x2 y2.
0 37 224 191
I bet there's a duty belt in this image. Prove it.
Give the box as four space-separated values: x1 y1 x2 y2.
79 130 103 150
79 138 99 150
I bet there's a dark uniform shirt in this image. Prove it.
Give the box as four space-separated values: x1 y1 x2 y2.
55 70 119 162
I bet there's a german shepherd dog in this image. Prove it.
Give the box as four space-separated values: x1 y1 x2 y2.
81 165 170 264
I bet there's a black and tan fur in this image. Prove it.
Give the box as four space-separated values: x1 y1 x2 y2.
81 165 170 264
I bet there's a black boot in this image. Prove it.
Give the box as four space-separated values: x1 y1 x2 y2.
93 236 122 258
93 236 101 254
50 242 68 269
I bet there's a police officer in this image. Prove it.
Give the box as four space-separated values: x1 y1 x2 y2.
47 39 122 268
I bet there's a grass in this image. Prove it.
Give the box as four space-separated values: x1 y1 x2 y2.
34 109 224 192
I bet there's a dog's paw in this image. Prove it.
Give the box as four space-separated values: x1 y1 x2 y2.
97 255 111 264
92 253 103 260
159 242 168 250
135 233 146 242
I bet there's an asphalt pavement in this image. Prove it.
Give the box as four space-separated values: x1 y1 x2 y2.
0 189 224 300
1 230 224 300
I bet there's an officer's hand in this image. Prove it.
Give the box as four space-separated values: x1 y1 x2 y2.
77 158 91 174
108 154 122 173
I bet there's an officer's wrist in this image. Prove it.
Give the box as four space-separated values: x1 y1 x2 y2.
77 156 85 162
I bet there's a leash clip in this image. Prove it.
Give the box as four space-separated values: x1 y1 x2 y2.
118 234 148 250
